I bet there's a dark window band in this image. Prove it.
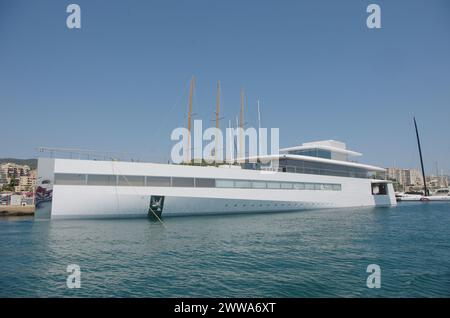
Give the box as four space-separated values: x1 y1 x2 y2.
54 173 342 191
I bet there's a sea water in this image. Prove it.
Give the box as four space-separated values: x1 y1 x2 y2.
0 202 449 297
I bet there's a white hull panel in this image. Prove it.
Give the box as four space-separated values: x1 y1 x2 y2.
49 185 395 218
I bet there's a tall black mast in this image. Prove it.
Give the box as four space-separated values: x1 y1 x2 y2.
413 117 428 196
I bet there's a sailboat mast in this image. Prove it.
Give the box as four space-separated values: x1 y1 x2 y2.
257 99 261 130
257 99 262 158
239 89 245 161
186 76 195 163
414 117 428 196
215 80 221 162
235 116 239 162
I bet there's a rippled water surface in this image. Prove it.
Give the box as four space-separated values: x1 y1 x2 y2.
1 203 450 297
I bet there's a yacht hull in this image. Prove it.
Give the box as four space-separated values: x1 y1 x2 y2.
35 158 397 219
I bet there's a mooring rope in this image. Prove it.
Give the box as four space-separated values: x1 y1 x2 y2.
111 161 167 229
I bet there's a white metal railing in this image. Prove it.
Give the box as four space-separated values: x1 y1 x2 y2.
36 147 168 163
251 164 373 179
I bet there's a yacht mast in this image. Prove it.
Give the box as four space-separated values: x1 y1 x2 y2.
239 89 245 161
235 116 239 162
257 99 261 130
413 117 428 196
257 99 262 158
215 80 221 162
185 76 195 163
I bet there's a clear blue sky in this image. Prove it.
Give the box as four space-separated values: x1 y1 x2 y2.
1 0 449 174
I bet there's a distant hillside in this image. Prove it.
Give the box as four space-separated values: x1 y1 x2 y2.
0 158 37 170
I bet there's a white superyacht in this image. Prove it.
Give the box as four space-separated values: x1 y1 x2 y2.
35 79 396 218
35 139 396 219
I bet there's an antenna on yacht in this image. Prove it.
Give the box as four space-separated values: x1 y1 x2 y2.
185 75 195 163
413 117 428 196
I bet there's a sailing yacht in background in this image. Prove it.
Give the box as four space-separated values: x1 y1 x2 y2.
396 117 429 202
396 117 450 202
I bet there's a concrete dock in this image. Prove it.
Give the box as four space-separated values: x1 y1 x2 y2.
0 205 35 216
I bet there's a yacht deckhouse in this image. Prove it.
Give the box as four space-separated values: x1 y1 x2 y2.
280 140 362 160
246 140 384 179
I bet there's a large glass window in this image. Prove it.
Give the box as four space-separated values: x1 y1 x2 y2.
317 149 332 159
252 181 267 189
234 180 252 188
195 178 216 188
146 176 171 187
54 173 86 185
290 148 331 159
118 175 145 186
267 182 281 189
216 179 234 188
172 177 195 187
332 184 342 191
279 158 369 178
87 174 117 186
54 173 342 192
281 182 293 189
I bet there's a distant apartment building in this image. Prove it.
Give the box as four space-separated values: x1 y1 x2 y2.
0 163 31 183
386 168 423 186
386 168 404 184
0 170 6 188
0 163 36 192
386 167 449 193
15 173 37 192
404 169 423 186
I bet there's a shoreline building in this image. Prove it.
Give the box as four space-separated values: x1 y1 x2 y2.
385 167 424 190
0 163 36 192
386 167 449 192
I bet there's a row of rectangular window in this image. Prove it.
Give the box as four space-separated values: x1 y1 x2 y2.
54 173 341 191
215 179 341 191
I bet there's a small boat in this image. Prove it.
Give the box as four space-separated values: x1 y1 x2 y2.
432 188 450 196
396 191 424 202
420 188 450 201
